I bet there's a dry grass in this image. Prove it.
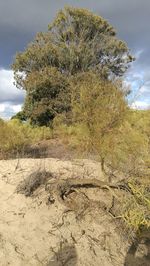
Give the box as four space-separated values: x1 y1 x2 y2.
16 170 52 196
121 176 150 233
0 119 52 159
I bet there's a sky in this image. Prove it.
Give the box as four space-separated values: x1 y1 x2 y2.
0 0 150 119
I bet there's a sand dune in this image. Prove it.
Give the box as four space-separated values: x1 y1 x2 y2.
0 158 149 266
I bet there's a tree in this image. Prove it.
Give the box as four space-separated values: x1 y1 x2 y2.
71 71 127 171
22 67 70 126
48 7 133 76
11 111 27 122
12 7 133 125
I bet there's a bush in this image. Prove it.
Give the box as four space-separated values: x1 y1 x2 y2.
0 119 52 158
70 72 128 169
106 121 149 176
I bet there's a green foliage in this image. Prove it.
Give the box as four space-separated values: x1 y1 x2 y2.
70 71 127 166
0 119 52 158
12 6 133 125
107 121 149 175
48 6 133 76
11 111 27 121
23 67 71 126
123 109 150 175
127 109 150 146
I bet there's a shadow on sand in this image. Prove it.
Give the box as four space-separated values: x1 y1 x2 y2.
47 244 77 266
124 230 150 266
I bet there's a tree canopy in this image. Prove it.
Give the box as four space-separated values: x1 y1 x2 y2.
23 67 70 125
12 7 133 125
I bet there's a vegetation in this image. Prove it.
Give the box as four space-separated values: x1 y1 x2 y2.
11 111 27 121
0 119 52 158
12 6 133 125
1 6 148 234
122 175 150 232
70 71 127 170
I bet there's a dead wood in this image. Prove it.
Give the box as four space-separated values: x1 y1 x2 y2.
45 177 130 204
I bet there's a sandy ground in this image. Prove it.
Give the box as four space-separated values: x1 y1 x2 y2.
0 158 149 266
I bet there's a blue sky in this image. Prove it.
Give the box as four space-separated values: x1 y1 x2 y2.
0 0 149 119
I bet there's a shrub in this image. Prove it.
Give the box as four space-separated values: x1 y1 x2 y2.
106 121 149 176
0 119 52 158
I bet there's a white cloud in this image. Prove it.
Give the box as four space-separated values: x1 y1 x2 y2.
0 103 22 120
0 69 25 103
12 104 22 113
126 63 150 108
0 69 24 119
131 101 149 110
0 104 5 112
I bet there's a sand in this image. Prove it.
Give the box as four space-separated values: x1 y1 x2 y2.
0 158 149 266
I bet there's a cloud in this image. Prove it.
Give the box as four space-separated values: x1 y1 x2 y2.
0 103 22 120
125 52 150 107
0 69 25 103
131 100 150 110
0 69 24 119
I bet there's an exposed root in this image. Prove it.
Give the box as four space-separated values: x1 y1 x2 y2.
45 177 130 204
